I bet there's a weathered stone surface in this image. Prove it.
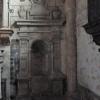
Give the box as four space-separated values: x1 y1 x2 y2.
76 0 100 97
30 76 66 96
65 0 77 94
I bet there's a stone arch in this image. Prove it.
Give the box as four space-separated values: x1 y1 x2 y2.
31 40 46 55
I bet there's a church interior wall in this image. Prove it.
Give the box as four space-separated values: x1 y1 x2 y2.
1 0 100 99
1 0 66 100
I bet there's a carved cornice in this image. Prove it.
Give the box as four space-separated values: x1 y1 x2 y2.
83 20 100 45
0 28 13 36
12 19 64 27
0 28 13 46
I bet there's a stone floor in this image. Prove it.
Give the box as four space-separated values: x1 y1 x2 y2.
32 96 66 100
15 96 66 100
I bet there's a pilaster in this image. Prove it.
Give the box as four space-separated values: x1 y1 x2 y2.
65 0 77 96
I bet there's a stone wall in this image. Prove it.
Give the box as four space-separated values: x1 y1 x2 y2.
2 0 100 99
76 0 100 97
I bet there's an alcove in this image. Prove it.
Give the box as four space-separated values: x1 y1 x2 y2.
31 40 47 75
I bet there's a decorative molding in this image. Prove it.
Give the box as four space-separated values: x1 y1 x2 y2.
9 0 65 26
29 0 46 5
0 28 13 35
12 20 64 27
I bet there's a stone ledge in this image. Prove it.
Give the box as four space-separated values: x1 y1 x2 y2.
0 28 13 35
12 20 64 27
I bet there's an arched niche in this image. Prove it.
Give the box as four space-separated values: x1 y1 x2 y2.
31 40 47 76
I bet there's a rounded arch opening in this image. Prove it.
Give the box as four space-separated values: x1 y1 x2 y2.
31 40 46 56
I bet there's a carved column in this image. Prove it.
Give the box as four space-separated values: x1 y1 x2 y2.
65 0 77 95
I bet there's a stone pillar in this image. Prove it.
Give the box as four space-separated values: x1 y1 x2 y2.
0 0 3 27
65 0 77 95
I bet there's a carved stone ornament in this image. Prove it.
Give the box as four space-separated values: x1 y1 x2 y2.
18 6 27 19
51 7 62 20
29 0 46 5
